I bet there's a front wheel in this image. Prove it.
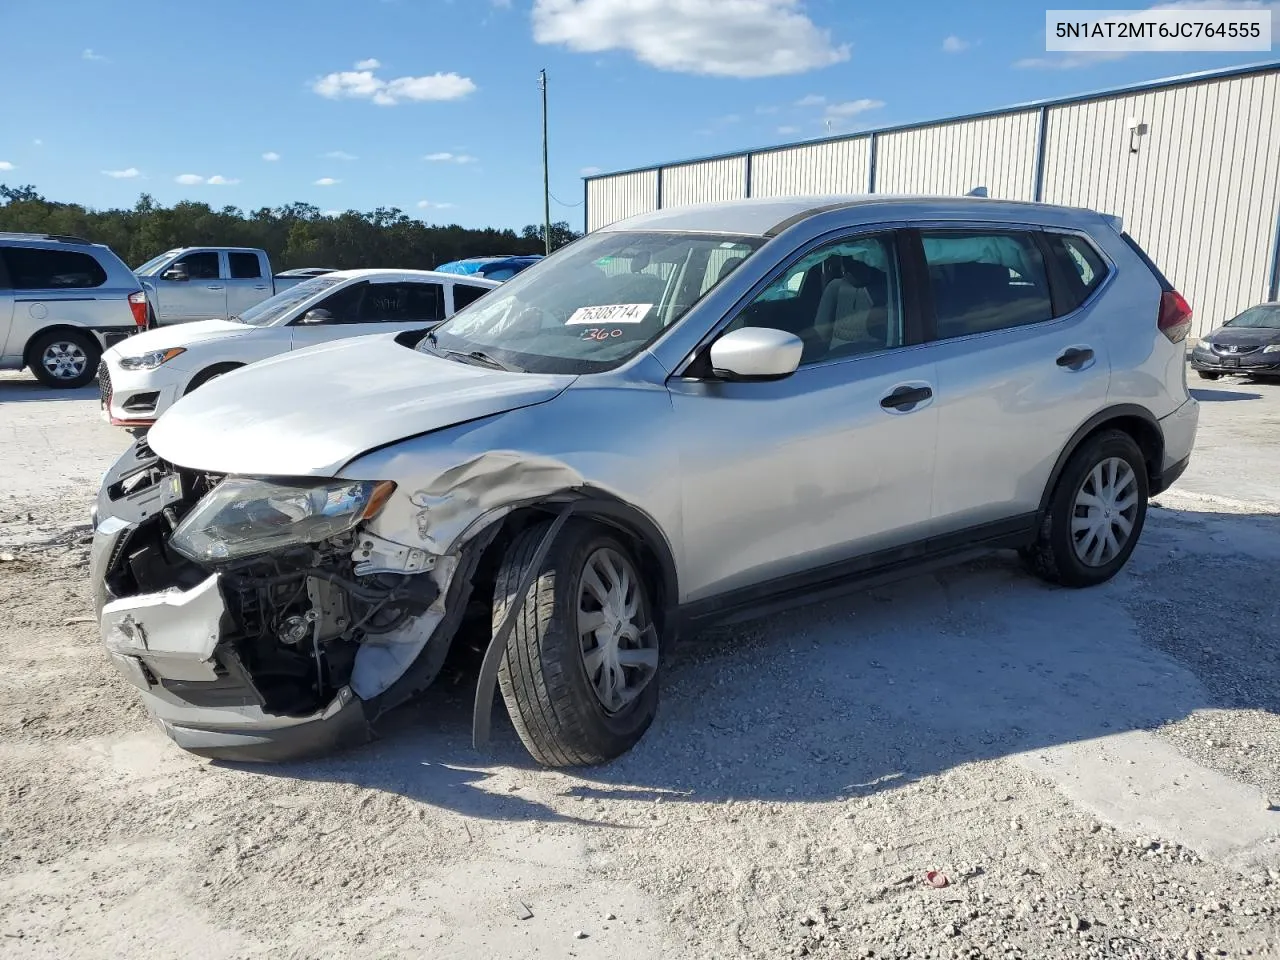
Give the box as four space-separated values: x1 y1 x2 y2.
29 329 100 389
494 520 661 767
1196 370 1221 380
1021 430 1149 588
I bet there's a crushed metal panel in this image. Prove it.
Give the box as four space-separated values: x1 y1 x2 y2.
100 574 224 682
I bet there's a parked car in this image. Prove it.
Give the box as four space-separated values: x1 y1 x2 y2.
0 232 147 388
90 195 1198 766
434 255 542 281
133 247 328 326
99 269 498 426
1189 301 1280 379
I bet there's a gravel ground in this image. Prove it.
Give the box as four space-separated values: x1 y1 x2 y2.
1 371 1278 959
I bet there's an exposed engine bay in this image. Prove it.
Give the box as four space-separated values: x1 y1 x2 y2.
93 437 447 729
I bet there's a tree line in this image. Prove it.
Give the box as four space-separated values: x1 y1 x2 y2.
0 184 582 271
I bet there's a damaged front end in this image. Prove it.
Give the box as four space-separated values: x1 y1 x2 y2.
91 437 460 761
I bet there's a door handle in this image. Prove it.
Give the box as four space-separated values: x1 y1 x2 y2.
1056 347 1094 368
880 384 933 411
206 285 224 290
252 284 268 290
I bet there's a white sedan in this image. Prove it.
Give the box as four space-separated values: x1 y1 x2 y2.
99 269 498 427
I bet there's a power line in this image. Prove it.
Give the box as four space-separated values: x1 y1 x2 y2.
550 191 583 208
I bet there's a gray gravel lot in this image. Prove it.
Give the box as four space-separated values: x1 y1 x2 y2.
0 369 1277 959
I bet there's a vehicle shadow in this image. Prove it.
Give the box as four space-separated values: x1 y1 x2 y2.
1190 387 1264 402
249 504 1280 821
0 373 99 403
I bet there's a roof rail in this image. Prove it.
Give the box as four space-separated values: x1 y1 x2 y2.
0 231 92 244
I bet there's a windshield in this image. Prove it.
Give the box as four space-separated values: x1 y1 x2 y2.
1224 304 1280 329
134 249 181 275
235 276 345 326
422 231 763 373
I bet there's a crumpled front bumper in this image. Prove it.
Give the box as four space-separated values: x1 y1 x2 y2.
90 516 373 761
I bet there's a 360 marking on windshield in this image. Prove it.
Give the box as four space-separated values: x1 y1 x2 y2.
565 303 653 325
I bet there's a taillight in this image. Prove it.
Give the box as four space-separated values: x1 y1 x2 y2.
128 291 149 329
1157 289 1192 343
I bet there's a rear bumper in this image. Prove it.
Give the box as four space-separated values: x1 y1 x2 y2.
1154 397 1198 494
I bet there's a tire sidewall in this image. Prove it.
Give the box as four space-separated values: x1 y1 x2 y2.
1047 432 1149 585
30 330 100 389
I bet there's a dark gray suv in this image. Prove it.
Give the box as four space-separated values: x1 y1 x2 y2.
0 233 147 388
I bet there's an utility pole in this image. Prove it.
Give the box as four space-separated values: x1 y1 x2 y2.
539 68 551 256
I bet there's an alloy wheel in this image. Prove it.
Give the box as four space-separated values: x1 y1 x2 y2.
577 547 658 713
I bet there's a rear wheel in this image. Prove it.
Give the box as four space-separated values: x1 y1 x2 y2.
1021 430 1149 588
494 520 660 767
1196 370 1221 380
29 329 100 389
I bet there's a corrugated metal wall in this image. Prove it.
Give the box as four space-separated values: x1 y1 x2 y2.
1041 71 1280 336
750 138 871 197
661 157 748 207
585 169 658 232
876 110 1040 201
583 66 1280 338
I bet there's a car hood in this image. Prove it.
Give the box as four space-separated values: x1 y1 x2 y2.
1205 325 1280 346
145 335 576 477
104 319 254 358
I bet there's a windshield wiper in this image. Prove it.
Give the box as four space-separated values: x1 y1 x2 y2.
444 349 520 372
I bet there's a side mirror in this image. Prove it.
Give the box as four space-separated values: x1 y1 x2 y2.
708 327 803 381
162 264 189 282
298 308 335 325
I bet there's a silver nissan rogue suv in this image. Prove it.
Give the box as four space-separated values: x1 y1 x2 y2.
90 195 1199 766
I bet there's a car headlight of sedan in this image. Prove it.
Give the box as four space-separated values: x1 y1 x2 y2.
118 347 186 370
1194 340 1214 352
169 477 396 562
1262 344 1280 354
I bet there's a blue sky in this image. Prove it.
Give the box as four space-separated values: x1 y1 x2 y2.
1 0 1275 231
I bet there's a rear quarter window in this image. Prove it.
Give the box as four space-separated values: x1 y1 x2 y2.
1 246 108 290
1045 233 1110 314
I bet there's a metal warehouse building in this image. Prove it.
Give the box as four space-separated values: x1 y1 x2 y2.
583 62 1280 339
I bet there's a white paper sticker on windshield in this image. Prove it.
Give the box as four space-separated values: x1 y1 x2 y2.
565 303 653 325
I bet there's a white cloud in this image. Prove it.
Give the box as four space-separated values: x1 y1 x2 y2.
580 165 603 176
313 61 476 105
795 94 826 107
354 58 381 70
532 0 849 78
102 167 141 179
314 177 341 186
32 139 43 146
82 48 108 62
1014 53 1125 69
262 151 281 161
776 125 801 135
942 35 970 53
0 161 15 172
323 150 359 160
416 199 456 209
825 98 884 118
175 173 204 185
423 152 477 163
207 175 240 185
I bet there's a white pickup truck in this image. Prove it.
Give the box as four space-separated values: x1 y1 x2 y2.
133 247 333 326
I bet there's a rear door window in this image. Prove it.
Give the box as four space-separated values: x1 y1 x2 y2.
1 247 108 289
452 283 491 311
1045 233 1109 314
228 252 262 279
920 231 1054 340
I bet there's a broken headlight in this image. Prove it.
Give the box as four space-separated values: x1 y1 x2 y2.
169 477 396 563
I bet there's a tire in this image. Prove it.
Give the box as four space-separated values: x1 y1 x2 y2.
28 329 100 389
1021 429 1149 588
183 363 241 395
494 519 661 767
1196 370 1221 380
